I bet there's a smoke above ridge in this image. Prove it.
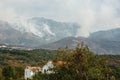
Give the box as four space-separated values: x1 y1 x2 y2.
0 0 120 37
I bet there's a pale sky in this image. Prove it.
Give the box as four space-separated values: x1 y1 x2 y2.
0 0 120 36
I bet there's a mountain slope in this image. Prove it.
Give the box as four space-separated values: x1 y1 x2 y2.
89 28 120 41
0 17 80 46
41 36 120 54
40 28 120 54
12 17 80 42
1 17 120 54
0 20 44 47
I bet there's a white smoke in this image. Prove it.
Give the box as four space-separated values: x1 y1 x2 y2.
0 0 120 37
72 0 120 37
43 24 55 36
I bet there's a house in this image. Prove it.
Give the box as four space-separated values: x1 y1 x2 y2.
24 61 67 79
42 61 54 74
24 66 41 80
42 61 67 74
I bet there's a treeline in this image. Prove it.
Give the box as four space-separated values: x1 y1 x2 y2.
0 49 55 66
0 45 120 80
33 45 120 80
0 49 55 80
1 66 24 80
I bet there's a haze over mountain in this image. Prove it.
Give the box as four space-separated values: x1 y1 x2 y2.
89 28 120 41
41 28 120 54
0 20 44 47
12 17 79 40
1 0 120 37
1 17 120 54
0 17 79 47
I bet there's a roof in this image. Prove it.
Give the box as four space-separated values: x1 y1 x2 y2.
52 61 67 67
26 66 41 71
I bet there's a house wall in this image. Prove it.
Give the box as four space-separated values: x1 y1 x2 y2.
24 68 35 80
42 61 54 74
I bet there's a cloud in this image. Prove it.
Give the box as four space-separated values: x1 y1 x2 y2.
0 1 16 22
0 0 120 37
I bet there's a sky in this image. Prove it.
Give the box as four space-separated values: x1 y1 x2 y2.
0 0 120 37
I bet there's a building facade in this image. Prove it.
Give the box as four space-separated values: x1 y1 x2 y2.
24 66 41 80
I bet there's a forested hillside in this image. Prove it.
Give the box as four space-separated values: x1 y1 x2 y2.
0 46 120 80
0 49 55 79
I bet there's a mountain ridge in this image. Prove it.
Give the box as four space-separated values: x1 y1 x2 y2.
0 17 80 47
40 28 120 54
1 17 120 54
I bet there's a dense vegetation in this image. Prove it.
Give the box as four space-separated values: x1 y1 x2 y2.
33 45 120 80
0 45 120 80
0 49 55 80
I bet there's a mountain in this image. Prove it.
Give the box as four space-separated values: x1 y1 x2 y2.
41 36 120 54
41 28 120 54
89 28 120 41
0 17 80 47
11 17 80 42
1 17 120 54
0 20 47 47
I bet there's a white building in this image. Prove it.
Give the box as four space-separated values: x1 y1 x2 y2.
42 61 54 74
24 61 67 79
42 61 67 74
24 66 41 80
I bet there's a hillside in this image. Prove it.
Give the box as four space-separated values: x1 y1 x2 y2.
89 28 120 41
40 28 120 54
1 18 120 54
0 20 44 47
0 47 120 80
0 17 80 47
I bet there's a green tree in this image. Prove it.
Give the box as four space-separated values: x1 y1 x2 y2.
51 44 112 80
15 67 24 79
2 66 16 80
33 44 114 80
